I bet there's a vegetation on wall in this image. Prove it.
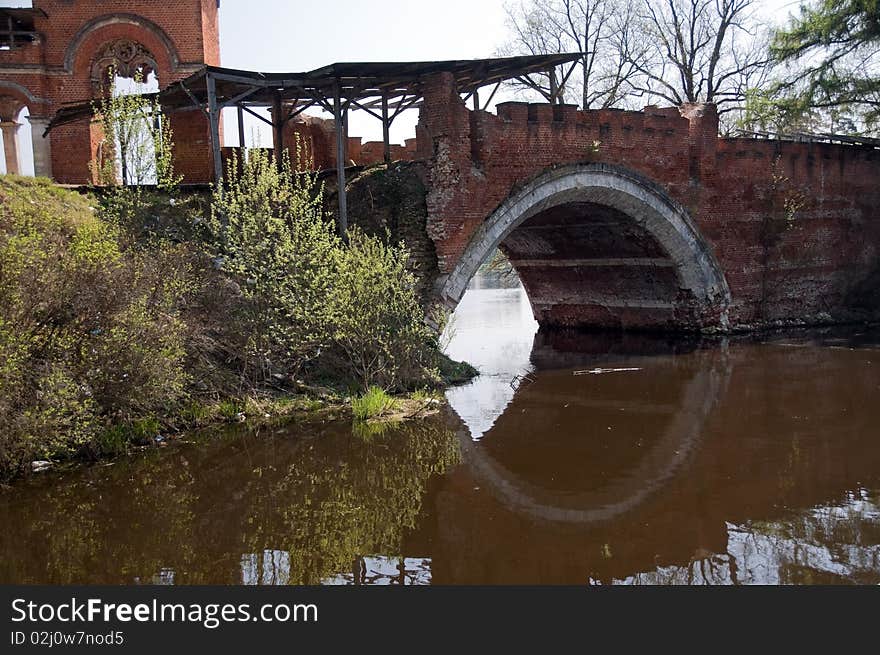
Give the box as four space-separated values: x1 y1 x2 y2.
90 68 179 189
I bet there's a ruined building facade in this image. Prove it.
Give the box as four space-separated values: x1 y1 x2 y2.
0 0 220 183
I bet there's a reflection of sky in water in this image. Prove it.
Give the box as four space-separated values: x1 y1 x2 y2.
442 281 538 440
239 551 431 585
609 489 880 585
322 557 432 586
241 550 291 586
215 492 880 586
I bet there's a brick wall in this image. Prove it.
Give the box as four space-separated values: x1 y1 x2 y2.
278 113 419 170
167 109 215 184
415 72 880 330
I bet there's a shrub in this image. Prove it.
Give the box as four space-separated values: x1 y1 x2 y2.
209 148 338 385
0 176 192 477
209 147 441 392
326 229 439 390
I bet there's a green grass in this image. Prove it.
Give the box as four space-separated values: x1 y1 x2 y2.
93 417 161 456
94 425 129 456
408 388 442 402
178 401 211 427
217 400 244 421
351 386 397 421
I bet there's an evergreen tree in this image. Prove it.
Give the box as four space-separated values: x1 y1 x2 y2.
772 1 880 133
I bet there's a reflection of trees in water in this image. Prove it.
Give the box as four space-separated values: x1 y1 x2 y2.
239 419 460 585
0 451 198 584
321 555 433 586
0 418 459 584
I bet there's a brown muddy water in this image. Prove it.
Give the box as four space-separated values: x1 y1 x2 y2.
3 276 880 585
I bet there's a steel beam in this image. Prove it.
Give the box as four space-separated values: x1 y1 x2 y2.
333 83 348 238
206 73 223 184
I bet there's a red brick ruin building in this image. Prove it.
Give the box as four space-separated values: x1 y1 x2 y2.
1 1 879 331
0 0 219 182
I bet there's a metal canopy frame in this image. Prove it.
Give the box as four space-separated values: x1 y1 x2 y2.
44 53 583 235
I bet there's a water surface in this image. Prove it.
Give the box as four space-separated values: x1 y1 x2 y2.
3 277 879 585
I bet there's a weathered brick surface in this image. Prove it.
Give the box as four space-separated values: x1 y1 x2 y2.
414 73 880 330
338 162 440 303
0 0 219 183
277 114 419 170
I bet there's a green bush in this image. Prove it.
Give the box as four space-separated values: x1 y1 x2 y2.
209 148 337 385
0 176 192 477
327 228 438 390
0 142 458 478
209 147 440 392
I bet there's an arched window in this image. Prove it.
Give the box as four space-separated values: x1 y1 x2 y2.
0 98 33 176
91 39 163 185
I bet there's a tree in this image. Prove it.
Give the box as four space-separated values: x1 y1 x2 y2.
497 0 772 126
771 0 880 134
497 0 644 108
626 0 772 117
91 68 179 189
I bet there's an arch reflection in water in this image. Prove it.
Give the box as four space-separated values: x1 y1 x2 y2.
444 271 729 525
435 280 880 584
455 340 729 525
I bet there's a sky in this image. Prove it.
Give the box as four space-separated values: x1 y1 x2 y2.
216 0 804 146
0 0 808 170
217 0 512 145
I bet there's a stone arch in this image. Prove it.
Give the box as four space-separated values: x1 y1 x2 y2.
439 163 731 330
0 81 49 112
68 19 172 186
0 95 26 123
0 95 33 175
64 14 180 74
0 84 49 178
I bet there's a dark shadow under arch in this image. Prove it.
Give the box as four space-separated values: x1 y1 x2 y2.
438 163 731 330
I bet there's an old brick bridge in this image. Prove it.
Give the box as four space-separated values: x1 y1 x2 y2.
408 73 879 332
2 1 878 332
242 69 880 332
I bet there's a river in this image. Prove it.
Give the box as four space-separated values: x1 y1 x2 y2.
2 274 879 585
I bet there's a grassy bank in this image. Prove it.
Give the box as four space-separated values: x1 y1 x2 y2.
0 164 475 481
